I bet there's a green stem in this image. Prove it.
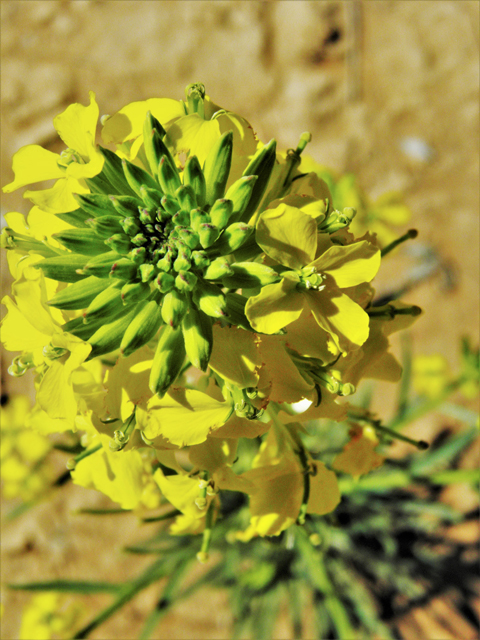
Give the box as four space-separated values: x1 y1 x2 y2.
381 228 418 257
197 499 215 563
67 442 102 469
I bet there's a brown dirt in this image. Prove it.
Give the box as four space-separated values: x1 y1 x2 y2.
1 1 479 638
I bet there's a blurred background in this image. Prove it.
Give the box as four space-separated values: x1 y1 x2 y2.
1 1 479 638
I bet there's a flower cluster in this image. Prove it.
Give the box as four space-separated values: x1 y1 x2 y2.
1 84 421 555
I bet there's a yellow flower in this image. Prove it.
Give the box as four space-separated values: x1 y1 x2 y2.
0 395 55 501
332 425 384 478
238 427 340 539
3 92 103 213
19 593 83 640
245 203 381 352
102 83 257 176
412 354 451 399
71 434 161 510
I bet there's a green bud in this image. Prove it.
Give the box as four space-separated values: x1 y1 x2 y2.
155 271 175 293
52 229 108 256
36 254 88 283
121 281 151 305
188 208 208 232
122 157 158 197
143 111 176 177
120 298 163 357
82 251 123 277
110 258 138 280
76 193 120 218
192 280 228 318
171 211 190 227
173 248 192 272
160 194 179 217
129 246 147 264
221 261 279 289
149 325 186 397
192 250 210 270
198 223 220 249
110 195 142 218
224 292 251 330
183 155 206 209
203 130 233 206
140 185 164 210
203 131 233 206
104 233 132 254
186 83 206 117
87 215 124 237
156 250 173 272
57 208 92 228
210 222 253 255
203 256 233 280
131 233 147 247
175 270 197 292
87 305 138 359
98 146 137 197
139 263 156 282
120 216 141 236
62 314 106 341
138 208 153 225
83 282 123 324
175 184 197 213
177 228 199 250
238 139 277 223
224 175 258 224
48 275 110 310
182 306 213 371
158 156 181 197
209 198 234 229
161 289 188 327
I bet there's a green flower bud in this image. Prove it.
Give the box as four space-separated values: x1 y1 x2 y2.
161 289 188 328
203 130 233 206
175 270 197 292
209 198 234 230
155 271 175 293
183 155 206 209
52 229 108 256
104 233 132 254
198 223 220 249
158 156 181 197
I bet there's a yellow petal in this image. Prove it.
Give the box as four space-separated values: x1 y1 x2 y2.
306 287 370 351
333 429 384 478
144 389 233 446
245 278 305 334
256 204 317 269
71 435 146 509
3 145 63 193
211 414 271 439
154 467 209 519
24 177 89 213
189 437 237 473
307 461 341 515
242 452 303 536
284 311 337 363
209 325 261 388
257 334 315 404
102 98 184 144
1 295 51 352
312 240 381 288
166 114 221 166
53 91 99 158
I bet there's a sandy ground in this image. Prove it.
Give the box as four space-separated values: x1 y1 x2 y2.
1 1 479 638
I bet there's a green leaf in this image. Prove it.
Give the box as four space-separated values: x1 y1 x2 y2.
8 580 122 594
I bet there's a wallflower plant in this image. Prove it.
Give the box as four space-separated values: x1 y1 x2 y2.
1 84 432 631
